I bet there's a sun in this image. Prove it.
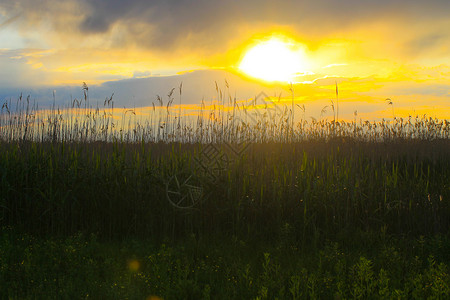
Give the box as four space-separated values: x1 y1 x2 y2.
238 37 308 82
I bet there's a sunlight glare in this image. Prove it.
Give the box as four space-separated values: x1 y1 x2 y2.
239 37 308 82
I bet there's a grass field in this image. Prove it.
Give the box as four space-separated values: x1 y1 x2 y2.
1 91 449 298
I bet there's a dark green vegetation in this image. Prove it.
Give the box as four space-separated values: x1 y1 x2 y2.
1 138 449 299
0 92 449 298
1 229 449 299
1 139 449 239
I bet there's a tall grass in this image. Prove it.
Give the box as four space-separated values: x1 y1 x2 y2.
1 87 448 144
0 85 448 241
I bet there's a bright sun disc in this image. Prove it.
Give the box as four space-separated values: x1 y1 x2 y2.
239 37 307 82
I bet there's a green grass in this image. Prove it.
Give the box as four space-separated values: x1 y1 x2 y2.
1 229 449 299
0 90 449 298
1 139 448 240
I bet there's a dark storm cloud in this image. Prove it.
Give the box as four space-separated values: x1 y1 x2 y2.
78 0 450 50
77 0 449 31
1 0 449 51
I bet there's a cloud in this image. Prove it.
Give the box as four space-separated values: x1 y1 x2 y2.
133 70 152 78
0 67 448 122
0 0 449 122
0 13 20 28
0 49 52 88
1 0 449 54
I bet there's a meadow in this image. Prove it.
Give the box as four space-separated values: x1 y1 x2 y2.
0 87 449 299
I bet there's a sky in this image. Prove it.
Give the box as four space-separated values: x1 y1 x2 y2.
0 0 449 120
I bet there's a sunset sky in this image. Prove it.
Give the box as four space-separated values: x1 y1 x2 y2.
0 0 449 120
